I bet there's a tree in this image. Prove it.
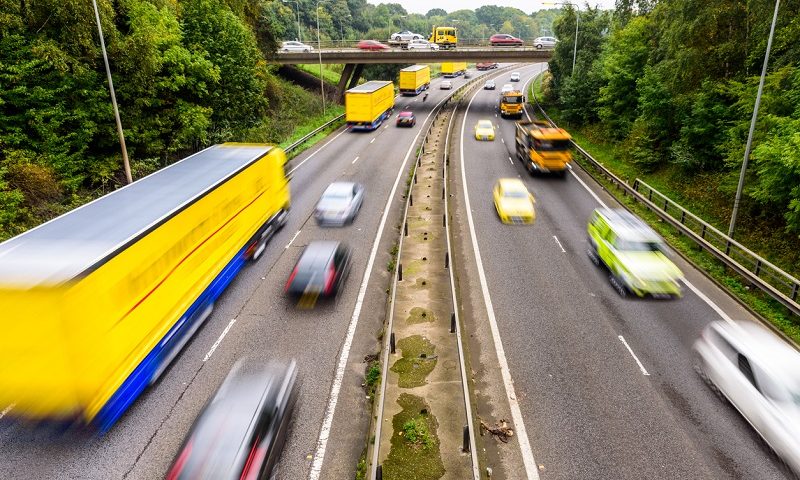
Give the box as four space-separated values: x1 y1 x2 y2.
426 8 447 18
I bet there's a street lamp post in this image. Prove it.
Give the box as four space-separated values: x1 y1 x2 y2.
316 1 327 115
91 0 132 184
282 0 302 41
729 0 781 238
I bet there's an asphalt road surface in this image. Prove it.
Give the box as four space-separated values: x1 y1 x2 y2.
451 65 791 479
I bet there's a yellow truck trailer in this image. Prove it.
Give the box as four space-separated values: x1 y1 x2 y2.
345 80 395 131
500 90 525 118
0 144 290 431
515 120 573 176
399 65 431 96
441 62 467 78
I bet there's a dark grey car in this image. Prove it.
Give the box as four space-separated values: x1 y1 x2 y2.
314 182 364 226
285 241 352 297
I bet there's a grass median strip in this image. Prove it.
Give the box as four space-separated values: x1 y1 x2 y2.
382 393 445 480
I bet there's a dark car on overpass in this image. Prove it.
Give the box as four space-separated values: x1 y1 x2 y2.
490 34 524 46
285 241 352 297
167 360 299 480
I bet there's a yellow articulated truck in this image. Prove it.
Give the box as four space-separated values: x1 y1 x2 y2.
399 65 431 96
441 62 467 78
500 90 525 118
345 80 395 131
515 120 573 177
0 144 290 431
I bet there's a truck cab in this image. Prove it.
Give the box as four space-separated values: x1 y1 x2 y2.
429 26 458 49
500 90 525 118
514 120 573 176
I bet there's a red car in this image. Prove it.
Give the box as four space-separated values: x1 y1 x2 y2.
357 40 390 51
396 110 416 127
489 34 524 46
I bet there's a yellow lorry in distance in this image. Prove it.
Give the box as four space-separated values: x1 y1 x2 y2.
441 62 467 78
500 90 525 118
399 65 431 96
515 120 573 176
0 144 290 431
430 26 457 49
345 80 395 131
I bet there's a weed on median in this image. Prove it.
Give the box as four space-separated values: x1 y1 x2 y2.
382 393 445 480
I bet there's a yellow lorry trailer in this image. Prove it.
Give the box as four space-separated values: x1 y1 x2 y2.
0 144 289 431
399 65 431 96
441 62 467 78
515 120 573 176
345 80 395 131
500 90 525 118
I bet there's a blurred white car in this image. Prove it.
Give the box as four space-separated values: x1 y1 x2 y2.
533 36 558 49
440 80 452 90
407 39 439 50
501 84 513 94
510 72 521 82
280 41 313 52
694 320 800 476
484 80 496 90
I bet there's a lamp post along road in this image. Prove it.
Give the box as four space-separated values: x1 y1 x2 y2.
92 0 132 184
316 1 326 115
729 0 781 238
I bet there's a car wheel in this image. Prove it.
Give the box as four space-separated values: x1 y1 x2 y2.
587 247 600 266
304 48 309 52
610 274 628 298
536 44 543 49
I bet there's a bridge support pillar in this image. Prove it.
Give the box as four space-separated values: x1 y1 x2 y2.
334 64 364 103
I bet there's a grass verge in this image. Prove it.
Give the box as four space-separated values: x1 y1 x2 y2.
382 393 445 480
295 63 343 84
279 105 345 159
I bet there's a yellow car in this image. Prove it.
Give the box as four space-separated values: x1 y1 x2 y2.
493 178 535 224
474 119 495 141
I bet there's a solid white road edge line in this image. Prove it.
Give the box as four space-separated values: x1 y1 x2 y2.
553 235 566 253
460 71 541 480
203 319 236 362
352 156 360 165
284 230 301 249
311 91 456 480
370 138 375 144
681 279 737 326
287 129 348 176
0 403 15 421
618 335 650 375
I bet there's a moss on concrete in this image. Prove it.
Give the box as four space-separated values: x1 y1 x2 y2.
390 334 437 388
383 393 445 480
406 307 435 324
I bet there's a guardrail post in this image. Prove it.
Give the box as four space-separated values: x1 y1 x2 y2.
462 425 470 452
633 179 640 191
755 260 762 276
450 313 456 333
663 198 669 212
444 252 449 269
725 240 731 255
701 224 706 239
377 465 383 480
409 194 413 206
398 263 403 281
680 211 686 224
404 221 408 237
648 189 653 201
442 214 446 227
389 333 395 354
792 283 798 301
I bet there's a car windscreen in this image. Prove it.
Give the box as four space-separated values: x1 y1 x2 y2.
478 121 492 129
503 190 527 199
615 240 662 252
502 96 521 104
533 139 571 151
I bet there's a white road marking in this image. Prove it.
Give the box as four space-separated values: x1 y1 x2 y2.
370 138 375 144
618 335 650 376
285 230 301 249
203 319 236 362
312 91 456 480
288 129 348 176
0 403 15 421
501 138 505 144
384 125 389 129
508 156 514 165
352 156 360 165
569 170 609 208
681 279 736 326
553 235 566 253
460 75 541 480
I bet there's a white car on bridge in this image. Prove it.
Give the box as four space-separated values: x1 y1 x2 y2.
390 30 424 42
407 39 440 50
280 41 313 52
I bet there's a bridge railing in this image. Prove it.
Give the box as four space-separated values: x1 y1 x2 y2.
281 38 553 50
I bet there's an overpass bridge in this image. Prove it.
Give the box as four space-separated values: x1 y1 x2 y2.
274 46 552 102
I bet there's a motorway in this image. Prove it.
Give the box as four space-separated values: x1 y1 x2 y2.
450 64 792 478
0 70 488 479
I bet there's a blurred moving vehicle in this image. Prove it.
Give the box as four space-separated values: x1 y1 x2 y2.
397 110 416 128
490 33 524 46
399 65 431 96
515 120 573 175
280 41 313 52
474 119 496 141
533 36 558 49
390 30 424 42
694 321 800 477
510 72 521 82
501 84 513 94
285 241 352 297
167 360 298 480
441 62 467 78
357 40 389 51
587 208 684 298
484 80 496 90
314 182 364 226
464 71 472 79
0 144 290 431
407 39 440 50
493 179 536 225
477 62 499 70
345 80 395 131
500 89 524 118
440 80 453 90
429 25 458 49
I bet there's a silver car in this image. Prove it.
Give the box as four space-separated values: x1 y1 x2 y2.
280 41 313 52
694 320 800 475
440 80 452 90
407 39 439 50
533 36 557 49
314 182 364 226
